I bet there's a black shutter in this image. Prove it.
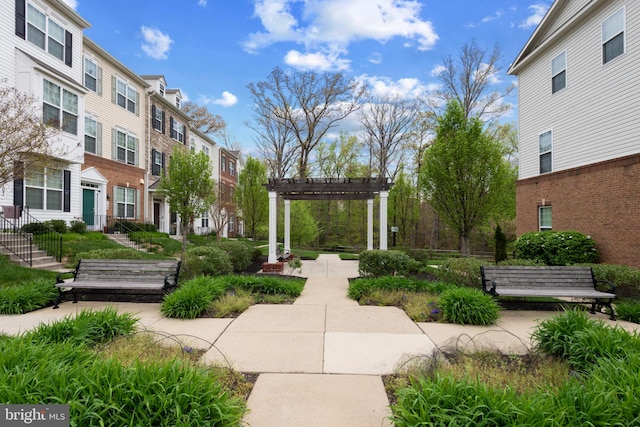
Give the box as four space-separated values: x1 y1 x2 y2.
169 116 175 139
64 31 73 67
151 105 156 130
161 111 166 134
161 153 166 176
63 170 71 212
15 0 26 39
183 126 188 144
13 161 24 207
151 149 159 175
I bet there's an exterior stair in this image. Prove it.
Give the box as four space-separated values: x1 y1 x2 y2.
0 232 65 271
106 232 148 252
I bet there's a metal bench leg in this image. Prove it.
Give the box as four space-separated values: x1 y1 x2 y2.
53 290 62 309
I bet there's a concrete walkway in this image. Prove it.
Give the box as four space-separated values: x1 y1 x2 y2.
1 254 636 427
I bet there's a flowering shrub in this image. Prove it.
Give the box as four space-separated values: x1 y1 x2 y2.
514 231 599 265
358 250 413 277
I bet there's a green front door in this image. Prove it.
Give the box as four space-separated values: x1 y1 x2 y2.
82 189 95 226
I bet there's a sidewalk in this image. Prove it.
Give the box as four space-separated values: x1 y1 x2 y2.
0 254 635 427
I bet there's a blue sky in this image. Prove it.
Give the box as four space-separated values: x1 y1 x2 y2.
67 0 550 154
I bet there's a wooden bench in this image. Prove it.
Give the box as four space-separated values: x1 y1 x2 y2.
54 259 181 308
480 265 616 320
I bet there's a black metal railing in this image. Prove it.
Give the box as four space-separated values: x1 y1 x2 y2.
0 206 63 266
102 216 156 253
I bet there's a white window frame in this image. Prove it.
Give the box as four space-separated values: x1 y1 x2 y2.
172 120 185 143
602 7 625 64
539 130 552 174
43 79 78 135
115 186 136 219
26 3 67 62
551 51 566 94
159 83 165 96
85 117 97 154
116 78 137 114
115 130 137 166
152 107 163 131
201 145 209 157
221 155 226 172
25 167 63 211
539 206 552 231
229 161 235 176
84 56 98 92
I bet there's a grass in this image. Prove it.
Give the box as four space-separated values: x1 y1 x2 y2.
0 255 57 289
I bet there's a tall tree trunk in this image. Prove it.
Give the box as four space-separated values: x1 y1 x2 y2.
460 234 471 257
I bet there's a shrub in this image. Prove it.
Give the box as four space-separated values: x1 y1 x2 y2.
358 250 412 277
348 276 453 301
25 307 137 347
439 287 500 325
221 275 304 296
69 220 87 234
215 240 253 272
616 300 640 323
76 248 144 260
161 276 225 319
435 257 486 288
514 231 599 265
182 246 233 280
0 278 59 314
588 263 640 299
494 224 508 263
47 219 68 234
21 222 49 235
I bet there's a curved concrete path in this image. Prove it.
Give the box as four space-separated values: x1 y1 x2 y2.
1 254 637 427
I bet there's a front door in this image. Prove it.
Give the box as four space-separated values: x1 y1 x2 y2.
153 202 161 230
82 189 95 226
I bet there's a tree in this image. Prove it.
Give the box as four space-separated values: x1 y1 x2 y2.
247 67 365 178
420 100 513 256
289 201 318 247
0 82 60 188
388 169 419 247
181 101 226 136
247 104 297 179
157 148 216 257
236 157 269 241
358 94 420 179
432 40 515 121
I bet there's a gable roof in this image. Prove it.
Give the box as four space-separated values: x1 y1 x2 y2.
508 0 600 75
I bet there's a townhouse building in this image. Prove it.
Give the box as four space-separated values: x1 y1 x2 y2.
1 0 89 223
189 128 220 235
508 0 640 268
219 148 240 238
82 37 149 231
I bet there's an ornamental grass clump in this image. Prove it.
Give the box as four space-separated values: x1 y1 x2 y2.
161 276 226 319
439 287 500 325
0 278 59 314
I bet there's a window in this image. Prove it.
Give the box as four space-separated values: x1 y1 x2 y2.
25 168 63 211
221 156 226 172
229 161 235 176
159 83 165 96
228 215 235 232
114 130 137 165
551 51 566 93
190 138 196 152
84 57 98 92
154 150 162 174
201 145 209 157
43 79 78 135
175 98 180 109
24 3 72 65
171 120 185 143
539 206 552 231
539 130 552 174
85 117 98 154
201 218 209 228
603 8 625 64
114 78 138 114
152 106 164 132
115 186 136 218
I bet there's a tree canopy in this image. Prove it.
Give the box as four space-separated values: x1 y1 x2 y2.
419 100 514 256
235 157 269 241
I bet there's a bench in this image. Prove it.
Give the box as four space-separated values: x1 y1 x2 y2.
53 259 181 308
480 265 616 320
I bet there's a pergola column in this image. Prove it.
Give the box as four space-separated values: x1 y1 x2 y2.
284 199 291 254
367 199 374 250
268 191 277 263
379 191 388 250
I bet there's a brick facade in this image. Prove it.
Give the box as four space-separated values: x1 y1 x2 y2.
516 154 640 268
83 154 145 219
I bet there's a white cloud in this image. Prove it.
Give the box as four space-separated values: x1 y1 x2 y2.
482 9 504 23
358 74 437 99
213 91 238 107
368 52 383 65
198 0 207 6
519 3 550 29
284 49 350 71
61 0 78 9
244 0 438 70
140 26 173 60
430 64 446 77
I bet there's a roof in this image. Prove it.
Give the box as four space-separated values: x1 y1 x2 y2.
83 37 150 88
508 0 599 75
265 177 393 200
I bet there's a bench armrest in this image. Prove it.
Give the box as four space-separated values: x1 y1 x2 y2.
482 279 499 296
595 279 616 294
56 270 76 284
163 272 179 290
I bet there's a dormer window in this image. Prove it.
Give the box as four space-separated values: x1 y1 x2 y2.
159 83 165 96
176 98 180 109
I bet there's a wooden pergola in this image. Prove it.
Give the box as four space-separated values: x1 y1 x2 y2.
264 177 393 264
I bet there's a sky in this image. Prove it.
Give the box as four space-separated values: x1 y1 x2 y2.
67 0 551 154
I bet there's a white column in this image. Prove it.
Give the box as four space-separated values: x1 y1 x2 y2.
284 199 291 253
268 192 278 263
367 199 374 250
379 191 388 250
